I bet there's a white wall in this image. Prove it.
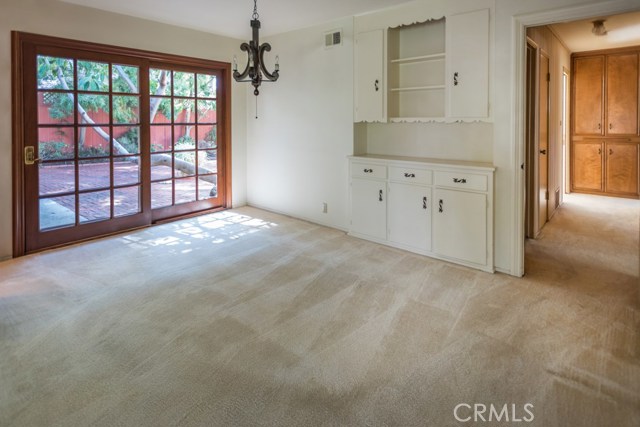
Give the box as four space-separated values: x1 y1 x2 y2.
0 0 247 260
245 17 355 230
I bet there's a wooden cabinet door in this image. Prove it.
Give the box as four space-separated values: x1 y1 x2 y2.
350 178 387 240
606 53 639 136
605 142 639 195
388 183 431 251
573 56 604 135
572 141 604 192
446 9 489 118
433 189 486 266
355 30 385 122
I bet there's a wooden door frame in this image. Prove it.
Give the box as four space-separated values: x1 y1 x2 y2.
11 31 232 257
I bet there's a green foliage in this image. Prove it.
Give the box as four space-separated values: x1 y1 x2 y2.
39 141 72 160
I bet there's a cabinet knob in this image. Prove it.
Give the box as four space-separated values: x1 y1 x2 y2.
609 123 613 130
379 189 383 202
453 72 459 86
404 173 415 178
364 168 373 173
598 148 602 155
439 199 444 213
423 196 427 210
609 148 613 155
374 79 379 92
453 178 467 184
598 123 601 130
539 149 547 155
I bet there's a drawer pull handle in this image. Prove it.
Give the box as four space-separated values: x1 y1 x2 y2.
364 168 373 173
453 178 467 184
379 189 383 202
439 199 443 213
422 196 427 210
609 148 613 155
404 173 416 178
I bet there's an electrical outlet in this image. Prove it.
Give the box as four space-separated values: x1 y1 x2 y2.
322 202 328 213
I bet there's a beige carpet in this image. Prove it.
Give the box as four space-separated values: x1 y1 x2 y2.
0 193 638 426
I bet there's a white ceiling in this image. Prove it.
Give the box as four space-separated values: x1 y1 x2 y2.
60 0 418 39
549 11 640 52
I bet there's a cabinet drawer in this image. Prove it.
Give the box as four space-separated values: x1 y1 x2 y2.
435 171 487 191
389 167 432 185
351 163 387 179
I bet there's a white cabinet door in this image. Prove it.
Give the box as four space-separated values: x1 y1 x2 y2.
351 178 386 240
355 30 385 122
388 183 431 251
433 188 487 265
446 9 489 119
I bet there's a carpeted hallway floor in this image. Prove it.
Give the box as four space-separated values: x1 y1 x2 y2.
0 193 638 426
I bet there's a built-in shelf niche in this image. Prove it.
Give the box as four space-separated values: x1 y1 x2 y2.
388 18 445 122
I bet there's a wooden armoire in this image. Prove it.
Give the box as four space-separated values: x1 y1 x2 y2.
571 47 640 199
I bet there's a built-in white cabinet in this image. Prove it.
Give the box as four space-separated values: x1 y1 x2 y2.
354 30 385 122
349 155 494 272
446 9 490 119
353 9 490 123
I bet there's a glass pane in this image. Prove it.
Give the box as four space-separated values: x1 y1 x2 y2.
79 159 110 190
150 97 171 123
78 94 109 125
197 125 216 149
151 154 173 181
39 161 75 196
174 127 195 150
149 69 171 96
79 190 111 223
174 152 196 177
198 175 217 200
38 92 74 125
114 186 140 217
112 64 139 94
150 125 172 152
37 56 74 90
197 100 216 123
198 150 217 174
113 95 139 124
114 157 140 186
39 127 74 160
197 74 217 98
175 177 196 204
77 60 109 92
151 180 173 208
174 99 195 123
40 195 75 230
79 127 110 157
114 126 139 155
173 71 194 96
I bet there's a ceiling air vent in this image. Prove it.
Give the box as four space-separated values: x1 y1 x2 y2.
324 29 342 48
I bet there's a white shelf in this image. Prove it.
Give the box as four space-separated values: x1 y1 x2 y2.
389 117 445 123
390 53 445 64
390 85 445 92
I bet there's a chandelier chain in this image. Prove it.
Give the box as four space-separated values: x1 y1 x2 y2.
252 0 259 20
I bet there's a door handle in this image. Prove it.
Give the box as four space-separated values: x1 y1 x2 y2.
374 79 379 92
539 149 547 155
609 148 613 155
378 189 383 202
438 199 443 213
453 72 459 86
598 148 602 155
422 196 427 210
24 146 41 165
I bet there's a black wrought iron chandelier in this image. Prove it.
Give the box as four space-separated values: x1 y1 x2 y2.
233 0 279 97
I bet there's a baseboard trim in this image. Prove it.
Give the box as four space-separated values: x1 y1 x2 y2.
244 203 349 233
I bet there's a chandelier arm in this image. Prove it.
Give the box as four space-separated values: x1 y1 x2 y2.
258 43 279 82
233 43 253 81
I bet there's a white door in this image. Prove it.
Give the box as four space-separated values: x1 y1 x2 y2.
446 9 489 118
351 178 386 240
355 30 385 122
388 183 431 251
433 188 487 265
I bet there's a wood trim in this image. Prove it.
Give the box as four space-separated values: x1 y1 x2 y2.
12 31 233 255
572 44 640 58
11 32 25 257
